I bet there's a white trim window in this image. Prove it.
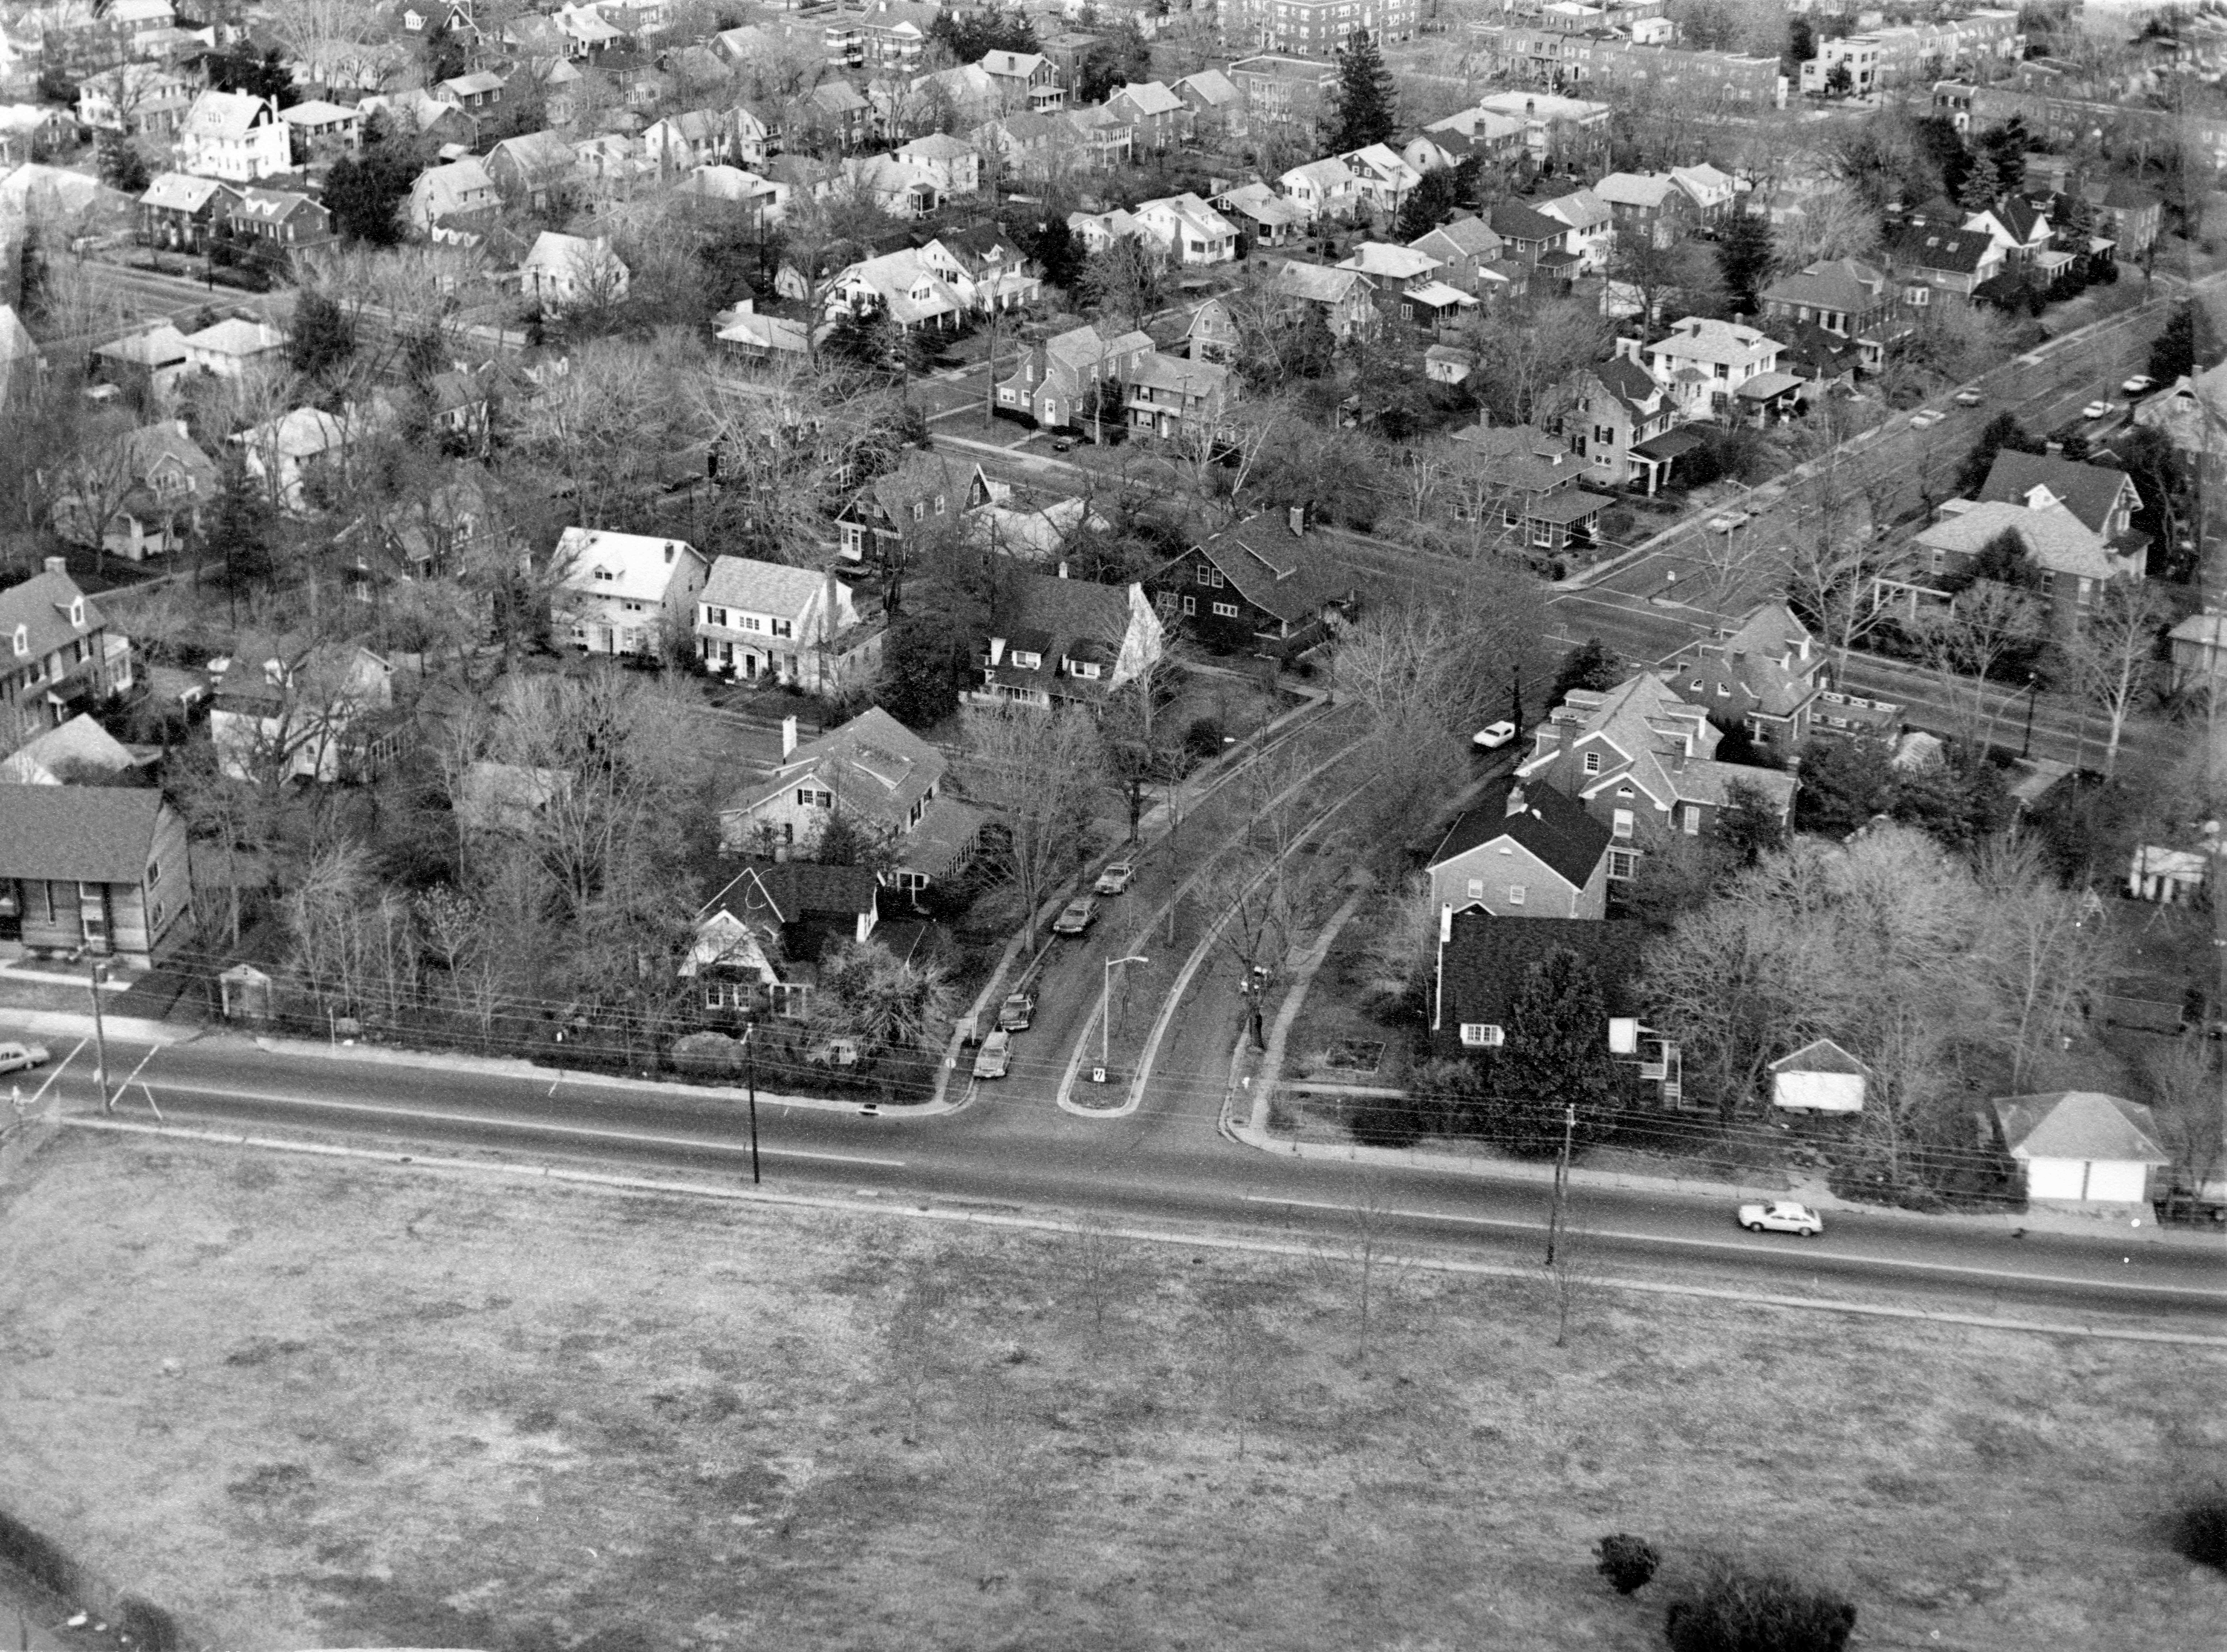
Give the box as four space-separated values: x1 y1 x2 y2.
1612 809 1633 840
1506 885 1526 906
1459 1023 1505 1048
1608 848 1638 880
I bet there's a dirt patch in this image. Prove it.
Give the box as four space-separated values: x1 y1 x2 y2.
0 1134 2220 1651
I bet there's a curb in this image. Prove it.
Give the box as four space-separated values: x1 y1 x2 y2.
0 1010 196 1046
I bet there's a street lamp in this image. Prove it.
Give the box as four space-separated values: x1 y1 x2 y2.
1100 954 1148 1077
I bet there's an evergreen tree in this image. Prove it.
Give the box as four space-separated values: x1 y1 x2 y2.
210 456 276 617
1715 210 1775 314
1393 168 1459 242
1977 116 2029 193
1330 29 1398 153
325 145 416 245
927 8 1037 60
1715 781 1788 868
96 134 149 195
2149 299 2220 383
823 296 902 371
1956 410 2044 494
287 289 356 377
1491 949 1621 1157
1022 214 1086 290
1550 637 1623 705
878 620 960 730
1956 153 1999 211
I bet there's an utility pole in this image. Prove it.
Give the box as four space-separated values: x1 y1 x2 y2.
88 958 111 1114
1544 1101 1575 1266
1101 954 1148 1075
744 1024 761 1186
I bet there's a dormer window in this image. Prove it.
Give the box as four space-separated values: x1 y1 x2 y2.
1583 751 1602 775
1011 650 1041 669
593 566 613 581
10 625 24 657
68 598 85 628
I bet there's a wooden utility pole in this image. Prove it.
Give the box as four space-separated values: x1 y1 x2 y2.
88 958 111 1114
745 1025 761 1186
1544 1102 1575 1266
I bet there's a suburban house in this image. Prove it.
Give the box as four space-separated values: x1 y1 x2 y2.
1898 493 2147 631
1447 423 1614 554
1669 162 1736 224
1213 180 1310 245
1884 222 2004 300
895 132 983 199
1105 80 1185 149
2081 177 2161 258
210 643 398 784
1643 317 1791 423
1134 192 1239 265
1409 216 1506 294
138 171 233 251
1277 155 1358 221
182 316 287 378
676 164 790 221
177 89 290 181
235 406 356 514
686 858 879 1018
1339 142 1422 215
91 322 193 405
1517 672 1799 871
1124 352 1237 442
833 450 970 565
1150 512 1361 653
1426 776 1613 921
1416 103 1528 166
716 707 985 891
1559 352 1689 494
1772 319 1865 391
1964 194 2053 268
1067 205 1150 256
2127 845 2206 905
278 97 362 155
2168 611 2227 694
695 556 880 693
1429 906 1641 1058
485 129 582 210
824 247 964 332
405 156 501 234
0 713 136 787
1534 186 1613 271
1758 257 1904 370
981 48 1064 113
224 186 331 256
1270 260 1376 339
1594 171 1694 247
519 231 629 306
977 570 1165 708
1991 1091 2170 1209
1975 450 2143 541
54 421 217 562
642 107 730 170
1486 198 1575 272
1176 68 1245 138
1660 602 1843 755
994 321 1154 430
1180 297 1239 364
551 527 710 656
0 786 192 968
0 564 135 758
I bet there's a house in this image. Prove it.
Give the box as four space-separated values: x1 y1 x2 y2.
224 187 333 255
1336 242 1442 292
896 132 982 199
0 564 136 757
969 109 1088 182
1340 142 1422 215
1884 222 2004 301
676 164 790 221
138 171 234 252
995 322 1154 430
90 322 192 404
1228 54 1339 126
1559 352 1686 494
177 90 291 182
360 86 480 152
76 63 195 139
717 707 984 890
1105 80 1185 149
1176 68 1245 139
1123 352 1236 443
0 713 136 786
1425 344 1476 386
54 421 216 562
696 556 880 693
1487 199 1574 271
235 406 354 513
1534 186 1612 272
1426 777 1613 921
685 858 878 1017
916 224 1040 313
1771 318 1865 391
209 643 398 783
1180 297 1237 364
1669 162 1736 225
551 527 710 655
180 315 287 378
1278 156 1357 222
1134 192 1239 265
2081 178 2161 259
964 475 1109 563
1417 104 1527 166
1447 423 1614 554
1769 1039 1868 1113
279 97 363 155
519 231 629 307
642 107 730 171
1067 205 1151 256
980 48 1064 114
1592 172 1693 249
839 152 941 219
1409 216 1504 294
405 156 501 234
2128 844 2207 905
1758 257 1903 370
0 786 191 968
977 569 1164 708
454 760 572 839
1904 496 2147 630
1270 260 1376 339
834 449 970 564
1975 450 2142 541
1517 673 1799 872
0 304 39 408
1428 905 1641 1059
1991 1091 2170 1208
1661 601 1842 755
714 303 810 368
1964 194 2052 268
437 68 507 113
1213 180 1309 245
825 247 964 331
1149 512 1360 652
1644 317 1785 422
2168 611 2227 694
485 129 581 210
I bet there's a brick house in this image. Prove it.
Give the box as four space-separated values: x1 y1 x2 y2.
1425 777 1612 921
1557 352 1687 494
0 786 192 968
0 564 135 757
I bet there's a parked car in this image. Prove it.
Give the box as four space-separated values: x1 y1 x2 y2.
997 991 1034 1032
1472 720 1517 749
2081 400 2114 421
1094 861 1135 895
0 1041 50 1075
1737 1200 1824 1237
1909 408 1945 429
1953 387 1984 407
1052 437 1075 453
1052 897 1098 936
972 1029 1012 1079
2122 374 2157 396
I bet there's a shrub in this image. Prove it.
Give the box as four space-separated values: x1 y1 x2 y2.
1345 1091 1424 1148
1664 1559 1856 1652
1595 1533 1660 1595
2175 1496 2227 1572
1183 716 1229 761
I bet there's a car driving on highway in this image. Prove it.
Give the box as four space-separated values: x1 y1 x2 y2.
1737 1200 1824 1237
1052 897 1098 936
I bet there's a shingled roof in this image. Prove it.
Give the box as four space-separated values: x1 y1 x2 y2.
1992 1092 2170 1165
1428 777 1611 890
1976 450 2140 536
0 785 166 884
1435 908 1642 1035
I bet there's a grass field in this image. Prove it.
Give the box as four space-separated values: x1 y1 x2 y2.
1 1133 2222 1652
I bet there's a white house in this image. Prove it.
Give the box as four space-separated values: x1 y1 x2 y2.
1768 1038 1869 1113
551 527 710 656
1992 1091 2171 1208
1133 192 1238 265
177 90 291 182
1340 142 1422 214
895 131 982 198
695 555 881 693
1278 156 1357 222
518 231 630 307
235 406 353 514
209 644 396 783
1643 317 1784 421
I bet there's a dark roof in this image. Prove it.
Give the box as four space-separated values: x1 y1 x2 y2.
706 856 880 925
1427 777 1611 889
0 785 166 884
1977 449 2137 534
0 570 110 668
1437 909 1642 1033
1771 317 1861 379
1186 518 1360 627
1988 193 2046 243
1488 200 1564 245
1588 354 1665 417
1886 224 1995 276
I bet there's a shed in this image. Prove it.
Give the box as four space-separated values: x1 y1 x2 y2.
2128 845 2206 904
218 962 271 1022
1768 1038 1868 1113
1991 1091 2170 1207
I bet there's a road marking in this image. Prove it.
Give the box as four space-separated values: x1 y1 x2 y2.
1240 1196 2227 1300
128 1083 907 1168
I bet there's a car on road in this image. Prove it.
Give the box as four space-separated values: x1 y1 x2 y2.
1737 1200 1824 1237
1909 408 1946 429
1094 861 1135 895
1052 437 1075 453
1472 720 1517 749
972 1029 1012 1079
2122 374 2157 397
1052 897 1098 936
0 1041 50 1075
997 991 1034 1032
1954 388 1985 407
2081 400 2114 421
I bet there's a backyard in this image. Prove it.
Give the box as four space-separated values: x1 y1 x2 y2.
0 1133 2219 1652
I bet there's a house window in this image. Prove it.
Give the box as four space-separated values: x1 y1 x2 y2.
11 625 24 656
1582 752 1601 775
1466 878 1484 899
1195 565 1224 586
1682 804 1702 835
1612 809 1633 840
797 787 833 808
1011 650 1042 669
1181 595 1196 615
1507 885 1526 906
146 859 159 885
2039 570 2056 596
912 502 925 521
706 606 728 627
1212 601 1240 618
1608 848 1638 880
1459 1023 1505 1048
772 619 793 638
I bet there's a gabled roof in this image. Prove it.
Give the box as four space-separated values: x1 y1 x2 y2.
1436 908 1642 1033
1886 223 1996 276
1177 68 1240 106
141 171 229 213
1338 242 1440 281
1993 1091 2169 1165
899 130 976 161
710 856 880 925
184 316 286 358
1273 260 1366 304
725 705 945 828
1669 162 1733 203
0 712 135 786
1579 354 1669 419
1916 498 2120 581
1760 257 1891 316
94 321 190 368
1110 79 1184 116
488 128 579 184
1127 352 1230 397
1428 776 1611 889
1667 600 1824 719
1535 186 1610 230
1976 450 2138 536
1281 156 1355 192
703 555 826 617
1185 517 1359 628
181 89 273 141
1650 317 1778 368
1487 199 1565 244
1974 193 2048 244
1593 171 1675 209
553 526 702 601
1770 1038 1869 1077
1411 215 1502 261
0 785 166 884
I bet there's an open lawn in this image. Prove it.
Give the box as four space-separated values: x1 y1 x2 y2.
1 1134 2222 1651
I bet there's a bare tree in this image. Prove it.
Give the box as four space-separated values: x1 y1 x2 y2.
1973 836 2115 1089
1066 1209 1129 1345
2143 1035 2224 1199
1913 582 2045 753
961 702 1106 950
2066 580 2173 778
50 422 142 578
1196 1282 1269 1459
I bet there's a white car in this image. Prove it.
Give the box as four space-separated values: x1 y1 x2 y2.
1909 409 1946 429
2122 374 2157 396
2081 400 2114 421
0 1040 50 1074
1094 861 1135 896
1954 388 1984 408
1738 1200 1824 1237
972 1029 1012 1079
1473 720 1517 749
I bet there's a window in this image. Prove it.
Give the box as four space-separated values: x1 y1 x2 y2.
1608 848 1638 880
1716 682 1730 697
11 625 25 656
1182 595 1196 615
797 786 833 808
593 567 614 581
1582 751 1601 775
1682 803 1702 835
772 619 793 638
146 859 159 886
912 502 925 521
1612 809 1633 840
1466 878 1484 899
1212 601 1239 618
934 494 946 513
1507 885 1526 906
1195 565 1224 586
705 606 727 627
1011 650 1042 668
2038 570 2056 596
1459 1023 1505 1048
68 598 85 627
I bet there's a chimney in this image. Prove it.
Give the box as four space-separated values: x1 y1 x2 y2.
1438 902 1453 944
1288 504 1305 536
43 555 67 577
1504 783 1526 817
664 542 676 563
781 714 798 757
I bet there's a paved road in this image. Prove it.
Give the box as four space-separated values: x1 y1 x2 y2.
38 1028 2226 1324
